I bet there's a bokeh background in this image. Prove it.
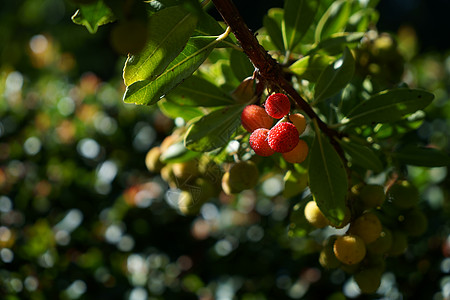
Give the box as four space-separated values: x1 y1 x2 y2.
0 0 449 299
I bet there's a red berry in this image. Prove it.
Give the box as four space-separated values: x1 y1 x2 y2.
268 122 299 153
241 105 274 132
249 128 275 157
265 93 291 119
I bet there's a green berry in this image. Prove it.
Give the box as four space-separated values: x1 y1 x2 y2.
387 180 419 209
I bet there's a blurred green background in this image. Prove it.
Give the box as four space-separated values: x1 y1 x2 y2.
0 0 449 299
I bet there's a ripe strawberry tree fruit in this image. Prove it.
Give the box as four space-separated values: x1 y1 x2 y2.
72 0 449 297
264 93 291 118
249 128 275 157
268 122 299 153
240 104 274 133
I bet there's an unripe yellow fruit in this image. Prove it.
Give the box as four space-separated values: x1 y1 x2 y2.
387 180 419 209
359 184 385 208
304 200 330 228
354 268 382 294
400 208 428 237
288 113 307 135
333 235 366 265
348 212 382 244
282 140 309 164
367 227 393 255
178 190 201 215
387 230 408 256
319 236 341 269
145 147 164 173
160 164 177 188
172 160 200 182
221 161 259 195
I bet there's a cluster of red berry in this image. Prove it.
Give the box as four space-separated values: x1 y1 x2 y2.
241 93 309 163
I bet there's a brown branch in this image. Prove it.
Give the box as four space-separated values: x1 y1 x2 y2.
211 0 341 143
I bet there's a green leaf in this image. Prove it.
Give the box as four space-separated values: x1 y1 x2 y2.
157 98 204 121
124 36 222 105
194 11 236 48
230 49 254 81
288 54 334 82
347 8 379 33
314 47 354 103
160 141 202 163
315 0 353 42
263 8 285 51
165 75 234 107
392 145 450 167
282 0 320 51
310 32 364 55
343 89 434 127
123 6 198 86
184 104 244 152
308 130 348 225
339 138 383 172
71 0 115 34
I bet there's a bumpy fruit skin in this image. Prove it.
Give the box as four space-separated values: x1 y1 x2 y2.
249 128 275 157
289 113 307 135
268 122 299 153
145 147 164 173
221 161 259 195
241 105 273 132
360 184 385 208
265 93 291 118
387 180 419 209
400 207 428 237
348 212 382 244
333 235 366 265
367 227 393 255
354 268 382 294
282 140 308 163
304 200 329 228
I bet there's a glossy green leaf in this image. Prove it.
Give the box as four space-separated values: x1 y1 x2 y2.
288 54 334 82
194 11 236 48
157 98 204 121
184 104 244 152
315 0 352 42
123 6 198 86
71 0 115 34
165 75 234 107
160 141 202 163
339 139 383 172
392 145 450 167
308 131 348 225
124 36 222 105
347 8 379 33
343 89 434 127
282 0 320 51
263 8 285 51
230 49 254 81
314 47 354 103
310 32 364 55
